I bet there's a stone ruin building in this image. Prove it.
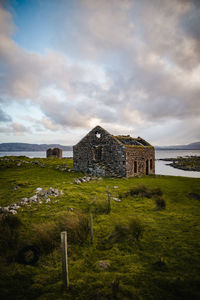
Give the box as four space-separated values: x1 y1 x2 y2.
73 125 155 177
46 148 62 159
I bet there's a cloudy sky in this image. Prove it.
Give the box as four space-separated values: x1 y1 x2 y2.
0 0 200 146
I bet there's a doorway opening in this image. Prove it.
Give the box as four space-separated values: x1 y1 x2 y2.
93 146 102 162
134 161 137 174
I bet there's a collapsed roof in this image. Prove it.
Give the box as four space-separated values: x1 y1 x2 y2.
114 135 152 147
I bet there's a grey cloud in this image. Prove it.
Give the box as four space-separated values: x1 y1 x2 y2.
0 122 30 135
0 107 12 122
0 1 200 144
40 98 91 128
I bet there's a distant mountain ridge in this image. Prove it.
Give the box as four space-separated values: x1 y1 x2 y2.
0 143 72 151
155 142 200 150
0 142 200 151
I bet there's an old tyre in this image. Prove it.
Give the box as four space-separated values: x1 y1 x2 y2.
17 245 40 265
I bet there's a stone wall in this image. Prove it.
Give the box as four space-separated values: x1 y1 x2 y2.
125 146 155 177
73 126 126 177
46 148 62 159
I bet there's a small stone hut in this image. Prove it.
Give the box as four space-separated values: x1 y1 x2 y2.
73 126 155 177
46 148 62 159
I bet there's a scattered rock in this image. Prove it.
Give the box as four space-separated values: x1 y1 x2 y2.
74 179 81 184
67 207 74 211
9 204 20 210
98 260 110 270
29 195 38 202
13 185 20 190
113 197 121 202
3 207 10 212
0 207 9 213
72 176 100 184
9 209 17 215
0 187 64 215
113 186 118 189
36 187 43 193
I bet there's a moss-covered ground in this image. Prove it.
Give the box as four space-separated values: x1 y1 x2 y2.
0 156 200 300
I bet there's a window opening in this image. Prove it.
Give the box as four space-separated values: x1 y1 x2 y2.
134 161 137 173
150 159 153 170
146 160 149 175
95 132 101 139
93 146 102 161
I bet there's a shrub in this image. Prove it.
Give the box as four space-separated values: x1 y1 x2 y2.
128 218 144 241
129 185 150 197
111 218 144 243
155 197 166 210
149 187 163 198
0 214 22 259
31 212 89 254
120 185 163 200
113 224 130 240
31 222 57 253
57 212 89 244
0 214 21 229
90 200 108 214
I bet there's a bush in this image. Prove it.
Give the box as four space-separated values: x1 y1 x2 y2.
155 197 166 210
30 212 89 254
57 212 89 244
0 214 22 259
89 200 108 215
120 185 163 200
129 185 150 198
111 218 144 243
128 218 144 241
0 213 21 229
113 224 130 240
149 187 163 198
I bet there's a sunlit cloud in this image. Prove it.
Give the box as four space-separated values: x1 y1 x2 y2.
0 0 199 145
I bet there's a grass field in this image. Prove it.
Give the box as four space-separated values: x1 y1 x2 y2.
0 156 200 300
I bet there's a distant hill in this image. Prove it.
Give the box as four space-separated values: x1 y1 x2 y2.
0 143 73 152
155 142 200 150
0 141 200 152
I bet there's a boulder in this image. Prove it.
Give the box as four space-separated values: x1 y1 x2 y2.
29 195 38 202
113 197 121 202
97 260 110 270
9 209 17 215
36 187 43 193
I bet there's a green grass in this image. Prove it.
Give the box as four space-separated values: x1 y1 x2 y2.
0 156 200 299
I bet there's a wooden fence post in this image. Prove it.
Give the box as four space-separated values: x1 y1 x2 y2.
90 213 93 244
61 231 69 288
106 185 111 213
